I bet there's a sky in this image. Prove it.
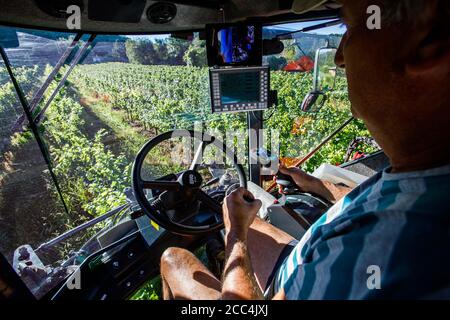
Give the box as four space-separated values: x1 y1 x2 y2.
126 34 169 40
127 19 346 41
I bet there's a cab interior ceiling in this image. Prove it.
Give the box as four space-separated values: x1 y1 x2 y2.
0 0 341 34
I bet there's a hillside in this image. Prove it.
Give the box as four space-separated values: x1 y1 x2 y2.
2 27 341 69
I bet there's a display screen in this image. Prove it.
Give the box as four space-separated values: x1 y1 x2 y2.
206 23 262 67
209 66 269 113
219 72 260 105
218 26 256 64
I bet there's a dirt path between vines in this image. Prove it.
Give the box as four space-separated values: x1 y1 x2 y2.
0 140 64 262
0 92 123 263
79 99 125 156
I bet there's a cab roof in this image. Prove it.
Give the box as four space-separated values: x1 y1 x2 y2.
0 0 341 34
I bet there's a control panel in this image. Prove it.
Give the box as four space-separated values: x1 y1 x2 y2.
209 66 270 113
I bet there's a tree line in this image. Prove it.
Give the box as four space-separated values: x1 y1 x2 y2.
124 36 206 67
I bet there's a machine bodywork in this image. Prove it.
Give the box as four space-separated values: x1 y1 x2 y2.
0 0 340 34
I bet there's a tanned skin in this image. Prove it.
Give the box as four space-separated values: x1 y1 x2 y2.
279 164 352 203
161 0 450 300
221 188 264 300
160 198 293 300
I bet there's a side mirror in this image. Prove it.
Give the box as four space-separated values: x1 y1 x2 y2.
263 39 285 56
300 90 327 112
301 45 337 113
313 47 337 92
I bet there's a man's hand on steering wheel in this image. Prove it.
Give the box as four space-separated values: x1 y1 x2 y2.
223 187 262 238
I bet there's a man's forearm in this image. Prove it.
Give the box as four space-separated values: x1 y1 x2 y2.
221 231 264 300
310 179 352 203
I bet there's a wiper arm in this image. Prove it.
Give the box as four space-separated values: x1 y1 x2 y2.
35 203 130 253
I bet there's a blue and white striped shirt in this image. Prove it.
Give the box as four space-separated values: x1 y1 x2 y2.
276 164 450 299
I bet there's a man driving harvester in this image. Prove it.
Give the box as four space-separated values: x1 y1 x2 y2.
160 0 450 299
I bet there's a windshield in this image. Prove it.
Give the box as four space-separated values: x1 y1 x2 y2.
0 20 378 299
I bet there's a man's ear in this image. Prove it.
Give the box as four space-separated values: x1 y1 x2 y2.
405 1 450 77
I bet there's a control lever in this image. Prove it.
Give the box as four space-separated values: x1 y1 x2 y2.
275 173 296 188
249 148 279 174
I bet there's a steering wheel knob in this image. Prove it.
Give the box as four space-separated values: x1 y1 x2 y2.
178 170 203 188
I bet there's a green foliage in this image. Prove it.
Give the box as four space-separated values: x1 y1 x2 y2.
42 89 131 217
2 63 376 223
71 63 210 133
112 40 127 61
0 65 45 148
267 73 374 172
125 37 192 66
183 37 207 67
267 55 287 71
70 63 376 173
130 277 161 300
282 45 298 61
125 39 157 65
10 130 34 147
1 61 377 300
165 37 191 65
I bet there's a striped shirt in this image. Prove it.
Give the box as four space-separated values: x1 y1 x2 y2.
275 164 450 299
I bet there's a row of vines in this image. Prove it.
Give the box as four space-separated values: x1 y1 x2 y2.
70 63 376 172
1 64 132 255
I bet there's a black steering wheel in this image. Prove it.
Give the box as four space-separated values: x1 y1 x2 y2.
132 130 247 235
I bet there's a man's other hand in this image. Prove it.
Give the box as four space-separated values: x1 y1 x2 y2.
223 187 262 237
279 164 352 203
279 164 321 193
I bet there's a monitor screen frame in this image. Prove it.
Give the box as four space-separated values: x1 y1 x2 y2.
205 22 263 67
209 66 270 114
